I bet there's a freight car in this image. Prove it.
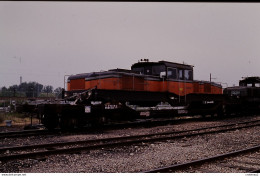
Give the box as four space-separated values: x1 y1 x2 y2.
37 60 259 130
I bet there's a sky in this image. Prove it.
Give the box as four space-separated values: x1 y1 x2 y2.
1 2 260 89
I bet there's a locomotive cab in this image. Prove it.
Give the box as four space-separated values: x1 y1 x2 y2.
131 60 193 81
239 77 260 88
223 77 260 98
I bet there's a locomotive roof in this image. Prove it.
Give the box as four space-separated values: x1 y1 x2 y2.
131 60 194 70
68 69 138 80
239 77 260 84
68 60 194 80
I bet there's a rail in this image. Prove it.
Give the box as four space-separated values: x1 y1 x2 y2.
0 119 259 162
145 145 260 173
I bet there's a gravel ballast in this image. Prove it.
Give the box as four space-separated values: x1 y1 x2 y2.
1 115 260 173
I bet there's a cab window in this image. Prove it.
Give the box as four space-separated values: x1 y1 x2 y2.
144 66 152 75
184 70 193 80
167 68 177 79
133 67 144 74
152 65 165 76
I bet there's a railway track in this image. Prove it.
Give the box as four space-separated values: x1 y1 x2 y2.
0 118 181 139
0 115 257 139
145 145 260 173
0 116 213 139
0 119 260 162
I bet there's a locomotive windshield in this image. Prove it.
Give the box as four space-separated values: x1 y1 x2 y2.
168 68 192 80
132 64 166 76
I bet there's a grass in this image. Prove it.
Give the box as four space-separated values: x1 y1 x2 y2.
0 112 39 126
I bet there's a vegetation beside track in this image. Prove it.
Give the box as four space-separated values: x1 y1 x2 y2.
0 112 39 127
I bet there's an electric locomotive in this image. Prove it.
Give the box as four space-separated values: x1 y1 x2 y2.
66 60 222 104
223 77 260 115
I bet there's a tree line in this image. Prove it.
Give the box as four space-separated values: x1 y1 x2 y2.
0 82 63 98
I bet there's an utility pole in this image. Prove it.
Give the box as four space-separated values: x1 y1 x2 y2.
13 56 22 85
19 57 22 85
210 73 217 83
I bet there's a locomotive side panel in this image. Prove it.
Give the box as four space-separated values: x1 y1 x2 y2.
211 85 222 94
133 76 145 91
85 79 99 90
122 75 145 91
144 80 164 92
69 75 222 95
193 81 222 95
84 75 146 91
167 81 194 96
96 77 121 90
198 83 205 93
70 79 85 90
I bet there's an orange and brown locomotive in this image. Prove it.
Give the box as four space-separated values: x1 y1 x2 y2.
67 60 222 97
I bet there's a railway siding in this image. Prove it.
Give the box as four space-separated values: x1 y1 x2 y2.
0 116 260 172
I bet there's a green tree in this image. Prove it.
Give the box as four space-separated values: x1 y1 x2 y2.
9 85 18 97
0 86 10 96
24 82 43 97
54 87 63 98
43 85 53 97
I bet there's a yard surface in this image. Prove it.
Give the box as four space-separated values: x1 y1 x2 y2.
0 112 40 132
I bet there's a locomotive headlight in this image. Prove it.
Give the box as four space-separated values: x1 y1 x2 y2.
231 90 240 96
